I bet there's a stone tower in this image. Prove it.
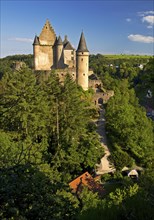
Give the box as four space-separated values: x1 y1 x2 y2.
33 35 40 69
55 36 64 69
76 32 89 90
33 20 56 70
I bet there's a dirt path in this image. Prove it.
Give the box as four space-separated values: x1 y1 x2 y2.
95 108 115 175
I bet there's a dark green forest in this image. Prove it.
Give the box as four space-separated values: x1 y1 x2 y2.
0 54 154 219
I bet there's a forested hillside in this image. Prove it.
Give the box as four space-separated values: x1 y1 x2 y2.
90 54 154 167
0 54 154 219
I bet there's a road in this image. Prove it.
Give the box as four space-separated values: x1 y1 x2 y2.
95 108 115 175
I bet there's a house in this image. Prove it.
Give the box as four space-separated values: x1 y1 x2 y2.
122 166 143 180
69 171 105 196
128 169 139 179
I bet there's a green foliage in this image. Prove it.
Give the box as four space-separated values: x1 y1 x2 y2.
0 54 154 219
101 173 111 182
108 184 139 205
0 66 103 218
105 80 154 167
136 58 154 102
0 67 49 166
0 164 79 219
79 187 100 212
78 183 154 220
89 54 153 91
110 150 133 170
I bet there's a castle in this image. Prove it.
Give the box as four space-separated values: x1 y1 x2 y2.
33 20 89 90
33 20 114 103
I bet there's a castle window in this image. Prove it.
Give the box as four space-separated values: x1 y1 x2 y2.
71 51 74 55
81 58 83 61
82 52 84 54
83 73 85 76
71 57 74 60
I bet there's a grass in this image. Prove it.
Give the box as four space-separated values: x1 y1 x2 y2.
103 54 153 59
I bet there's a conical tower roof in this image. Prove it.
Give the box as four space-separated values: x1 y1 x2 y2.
63 35 68 46
33 35 40 45
77 32 89 52
57 36 63 45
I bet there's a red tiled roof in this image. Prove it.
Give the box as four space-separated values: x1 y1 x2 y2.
69 172 92 192
69 172 105 196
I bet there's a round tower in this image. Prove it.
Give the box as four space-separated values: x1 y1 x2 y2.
76 32 89 90
33 35 40 70
56 36 64 69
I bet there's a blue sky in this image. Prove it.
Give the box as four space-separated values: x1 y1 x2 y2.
1 0 154 57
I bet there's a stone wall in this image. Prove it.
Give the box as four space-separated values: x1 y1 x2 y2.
93 91 114 106
64 50 76 68
34 45 53 70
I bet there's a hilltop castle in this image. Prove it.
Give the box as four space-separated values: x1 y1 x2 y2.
33 20 114 103
33 20 89 90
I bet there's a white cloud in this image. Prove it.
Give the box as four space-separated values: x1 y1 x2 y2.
138 11 154 16
142 15 154 26
128 34 154 43
8 37 33 43
126 18 131 22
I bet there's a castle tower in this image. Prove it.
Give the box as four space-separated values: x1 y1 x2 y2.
33 35 40 70
76 32 89 90
56 36 64 69
33 20 56 70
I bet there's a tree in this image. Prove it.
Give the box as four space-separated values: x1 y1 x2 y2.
45 74 104 179
105 80 154 167
0 164 79 219
0 67 50 165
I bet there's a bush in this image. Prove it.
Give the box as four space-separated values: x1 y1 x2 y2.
110 150 133 170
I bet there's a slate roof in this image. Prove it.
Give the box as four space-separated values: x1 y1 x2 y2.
33 35 40 45
57 36 63 45
77 32 89 52
63 35 68 46
64 41 74 50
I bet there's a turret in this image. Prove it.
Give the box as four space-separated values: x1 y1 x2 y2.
76 32 89 90
63 35 68 47
56 36 64 69
33 35 40 70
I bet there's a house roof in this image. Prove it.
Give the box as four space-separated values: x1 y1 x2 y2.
77 32 89 52
64 41 74 50
69 172 92 192
69 172 105 196
128 169 139 177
